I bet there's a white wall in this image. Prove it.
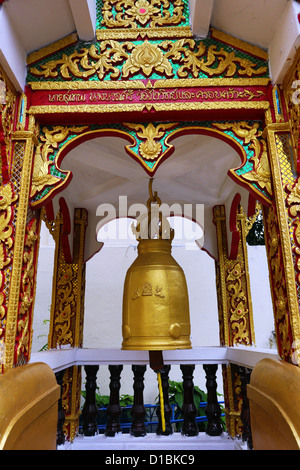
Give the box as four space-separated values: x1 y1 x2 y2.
32 221 275 404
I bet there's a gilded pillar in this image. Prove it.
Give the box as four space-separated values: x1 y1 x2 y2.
47 208 87 441
214 204 255 437
2 100 41 372
262 122 300 364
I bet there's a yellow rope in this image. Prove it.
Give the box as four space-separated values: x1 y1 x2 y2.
157 372 165 432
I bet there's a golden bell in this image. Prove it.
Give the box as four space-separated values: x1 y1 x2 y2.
122 237 191 351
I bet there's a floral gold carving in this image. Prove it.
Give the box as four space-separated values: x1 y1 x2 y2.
30 144 61 197
226 262 250 344
123 41 172 77
214 121 272 197
31 125 88 200
214 206 254 347
29 39 268 81
0 183 18 270
54 265 77 346
264 205 291 360
17 218 39 362
123 121 176 160
286 178 300 217
101 0 185 29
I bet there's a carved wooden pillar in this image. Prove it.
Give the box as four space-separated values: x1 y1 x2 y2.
2 110 42 372
82 365 99 436
105 365 123 437
156 365 173 436
214 205 255 348
262 122 300 364
130 365 146 437
180 364 198 436
47 208 87 441
0 69 18 374
203 364 223 436
214 205 255 437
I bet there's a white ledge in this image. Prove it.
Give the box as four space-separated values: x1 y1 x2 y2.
30 346 280 373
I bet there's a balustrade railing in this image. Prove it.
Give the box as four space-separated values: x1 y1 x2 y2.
78 363 224 441
30 346 280 450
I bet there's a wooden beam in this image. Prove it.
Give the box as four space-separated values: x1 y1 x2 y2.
69 0 96 41
189 0 214 38
0 6 26 91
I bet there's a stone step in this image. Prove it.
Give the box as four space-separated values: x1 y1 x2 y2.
59 432 247 451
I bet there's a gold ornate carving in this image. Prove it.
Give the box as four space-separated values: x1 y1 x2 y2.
96 25 192 40
123 41 172 77
264 124 300 363
0 184 18 270
30 42 129 80
4 132 37 371
48 209 87 349
30 144 61 198
30 125 88 200
211 28 268 61
264 205 292 359
101 0 185 29
214 206 254 347
16 218 39 362
282 47 300 172
28 101 270 116
29 38 268 81
26 33 78 66
28 77 270 91
54 265 77 346
214 121 272 197
0 70 17 175
123 121 176 160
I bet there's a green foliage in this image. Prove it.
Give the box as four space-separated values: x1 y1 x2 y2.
81 388 134 409
158 379 226 432
246 211 265 245
37 319 50 351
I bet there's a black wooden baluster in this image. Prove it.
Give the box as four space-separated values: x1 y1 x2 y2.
105 365 123 437
156 365 173 435
203 364 223 436
82 365 99 436
239 366 253 450
180 364 198 436
55 369 65 446
130 365 147 437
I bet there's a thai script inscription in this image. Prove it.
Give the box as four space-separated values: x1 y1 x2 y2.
47 87 265 104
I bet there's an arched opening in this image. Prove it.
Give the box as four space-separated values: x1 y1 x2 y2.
31 127 276 430
83 215 220 404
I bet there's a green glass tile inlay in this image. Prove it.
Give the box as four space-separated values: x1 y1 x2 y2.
27 35 269 84
32 119 268 202
96 0 190 30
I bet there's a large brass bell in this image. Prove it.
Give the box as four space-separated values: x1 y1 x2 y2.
122 180 191 352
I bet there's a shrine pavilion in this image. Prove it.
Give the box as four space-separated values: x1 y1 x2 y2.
0 0 300 451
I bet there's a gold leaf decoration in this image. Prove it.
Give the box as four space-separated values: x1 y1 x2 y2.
30 144 61 197
214 121 272 197
30 39 267 81
101 0 185 29
0 183 18 270
31 125 89 199
123 41 173 77
123 121 176 160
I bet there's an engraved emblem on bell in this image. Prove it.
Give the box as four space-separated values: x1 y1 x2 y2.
122 179 192 352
